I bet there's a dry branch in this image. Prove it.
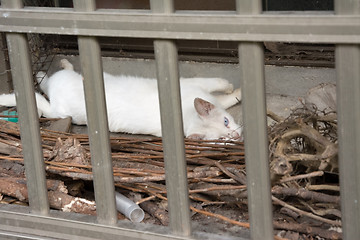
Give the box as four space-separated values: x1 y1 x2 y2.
139 200 169 226
272 196 341 226
273 221 341 239
271 186 340 204
0 177 96 215
279 171 324 184
48 191 96 215
0 116 343 239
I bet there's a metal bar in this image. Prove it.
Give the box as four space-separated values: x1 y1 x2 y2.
335 1 360 239
237 1 273 240
0 33 13 92
73 0 117 225
150 0 174 13
0 204 244 240
0 9 360 43
2 0 49 215
150 0 191 237
236 0 262 14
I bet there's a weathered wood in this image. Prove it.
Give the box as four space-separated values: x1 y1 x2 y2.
140 200 169 226
48 190 96 215
43 117 72 133
0 177 96 215
0 140 21 155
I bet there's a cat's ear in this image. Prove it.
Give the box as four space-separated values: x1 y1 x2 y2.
187 133 206 140
194 98 215 117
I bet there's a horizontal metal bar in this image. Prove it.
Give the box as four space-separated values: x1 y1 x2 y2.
0 204 244 240
0 8 360 43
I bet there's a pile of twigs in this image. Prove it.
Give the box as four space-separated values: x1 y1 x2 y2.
0 115 342 239
267 106 341 239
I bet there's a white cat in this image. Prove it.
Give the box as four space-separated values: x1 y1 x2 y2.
0 59 242 140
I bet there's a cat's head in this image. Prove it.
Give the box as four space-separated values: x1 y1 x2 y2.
187 98 243 141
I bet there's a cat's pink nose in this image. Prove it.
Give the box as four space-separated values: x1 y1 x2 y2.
231 131 241 140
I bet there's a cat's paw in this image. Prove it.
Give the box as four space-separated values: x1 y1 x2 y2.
224 83 234 94
215 78 233 93
233 88 242 102
60 59 74 71
187 133 206 140
36 71 46 79
36 71 47 83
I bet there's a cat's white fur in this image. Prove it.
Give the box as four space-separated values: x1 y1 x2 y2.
0 59 242 140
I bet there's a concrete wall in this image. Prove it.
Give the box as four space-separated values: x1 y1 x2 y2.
50 55 335 97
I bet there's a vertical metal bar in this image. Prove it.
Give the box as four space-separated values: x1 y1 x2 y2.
335 1 360 239
237 1 274 240
0 33 13 93
150 0 192 237
2 0 49 215
3 0 49 214
150 0 174 13
236 0 262 14
73 0 117 225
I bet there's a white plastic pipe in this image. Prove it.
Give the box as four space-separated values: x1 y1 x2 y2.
115 192 144 223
